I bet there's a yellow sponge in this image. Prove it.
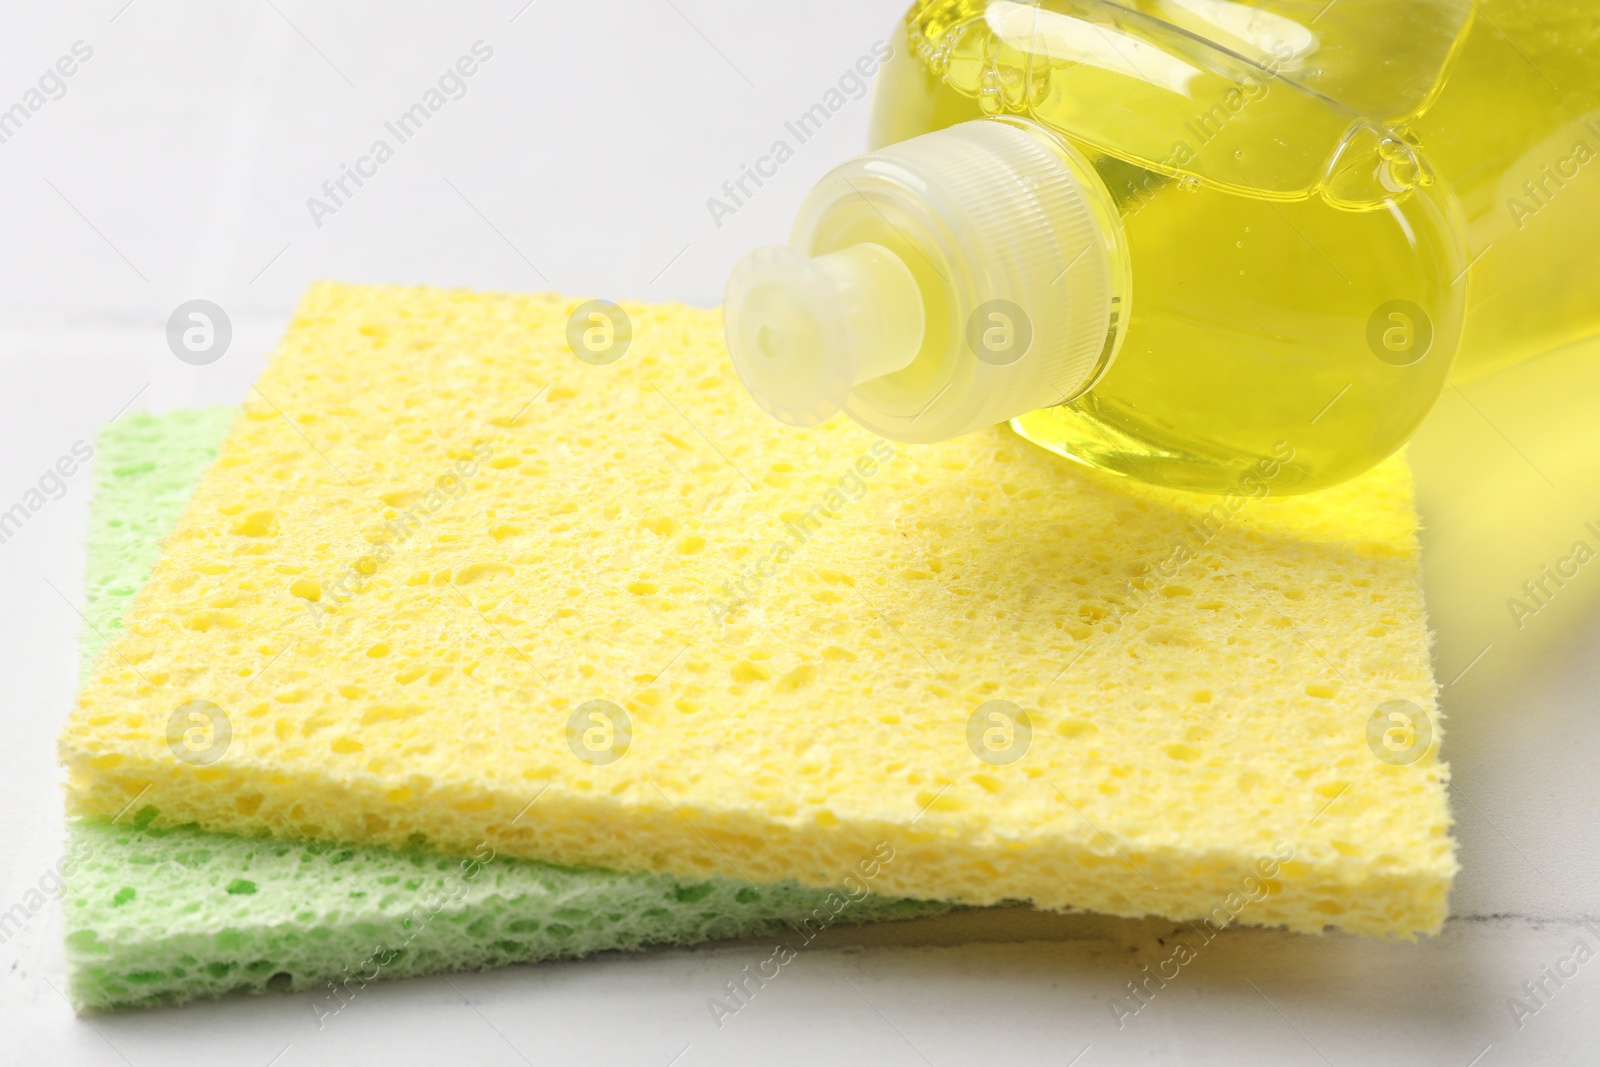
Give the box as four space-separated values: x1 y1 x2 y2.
62 281 1454 937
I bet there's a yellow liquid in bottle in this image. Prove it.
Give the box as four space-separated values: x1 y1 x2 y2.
871 0 1600 493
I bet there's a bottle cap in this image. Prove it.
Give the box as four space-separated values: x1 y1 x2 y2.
724 118 1128 442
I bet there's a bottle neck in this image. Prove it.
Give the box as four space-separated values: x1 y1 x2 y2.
725 118 1131 443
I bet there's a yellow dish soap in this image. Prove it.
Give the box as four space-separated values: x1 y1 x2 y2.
723 0 1600 493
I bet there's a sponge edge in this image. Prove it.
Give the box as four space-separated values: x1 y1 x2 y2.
80 407 236 676
66 816 939 1012
63 282 1454 939
65 408 946 1012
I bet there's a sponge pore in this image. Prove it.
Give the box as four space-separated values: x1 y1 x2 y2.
65 407 944 1011
62 282 1454 938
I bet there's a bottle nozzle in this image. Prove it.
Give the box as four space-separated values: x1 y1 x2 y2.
725 242 926 427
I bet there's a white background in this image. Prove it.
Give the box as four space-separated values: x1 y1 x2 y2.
2 2 1598 1064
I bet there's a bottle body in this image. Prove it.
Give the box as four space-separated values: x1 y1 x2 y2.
860 0 1600 492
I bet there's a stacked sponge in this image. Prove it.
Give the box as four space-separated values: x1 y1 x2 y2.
67 812 938 1012
63 282 1453 987
66 409 945 1010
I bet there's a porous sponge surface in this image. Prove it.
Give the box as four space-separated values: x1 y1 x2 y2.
67 816 939 1011
80 407 236 675
65 410 943 1011
62 282 1455 938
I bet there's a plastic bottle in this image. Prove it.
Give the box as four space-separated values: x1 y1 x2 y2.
723 0 1600 494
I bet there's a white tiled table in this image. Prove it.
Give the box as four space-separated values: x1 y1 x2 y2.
2 3 1596 1064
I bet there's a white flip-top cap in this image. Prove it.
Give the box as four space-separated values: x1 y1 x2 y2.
724 118 1129 443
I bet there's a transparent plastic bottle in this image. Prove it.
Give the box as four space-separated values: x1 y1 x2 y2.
723 0 1600 494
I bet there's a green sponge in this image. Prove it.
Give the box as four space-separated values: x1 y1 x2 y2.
65 409 946 1011
78 407 236 676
